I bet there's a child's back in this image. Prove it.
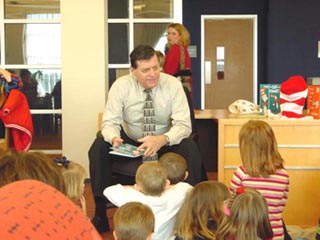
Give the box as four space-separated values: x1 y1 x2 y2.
174 181 231 240
216 187 273 240
104 162 192 240
230 120 289 240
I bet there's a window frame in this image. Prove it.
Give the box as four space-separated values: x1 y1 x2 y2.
108 0 182 71
0 0 62 154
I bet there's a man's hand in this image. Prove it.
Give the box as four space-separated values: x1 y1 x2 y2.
137 135 166 157
111 136 123 147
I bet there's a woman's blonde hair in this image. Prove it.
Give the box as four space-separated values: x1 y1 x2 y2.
239 120 284 177
135 162 167 196
166 23 190 47
174 181 230 240
113 202 155 240
216 188 273 240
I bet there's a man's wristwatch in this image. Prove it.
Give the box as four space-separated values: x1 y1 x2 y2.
164 135 170 146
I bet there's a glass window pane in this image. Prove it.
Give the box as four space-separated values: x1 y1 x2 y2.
51 78 61 110
5 0 60 19
5 23 61 65
0 120 5 139
31 114 62 149
134 0 173 18
8 68 61 110
5 24 24 64
134 23 167 51
108 23 129 64
109 68 130 88
108 0 128 18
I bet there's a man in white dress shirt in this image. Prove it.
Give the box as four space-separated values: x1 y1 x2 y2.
88 45 205 233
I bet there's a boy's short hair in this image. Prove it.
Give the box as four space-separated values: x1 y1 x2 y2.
155 50 165 68
159 152 187 184
135 162 167 196
113 202 155 240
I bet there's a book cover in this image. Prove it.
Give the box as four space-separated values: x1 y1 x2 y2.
259 84 281 115
307 85 320 119
307 77 320 86
109 143 144 158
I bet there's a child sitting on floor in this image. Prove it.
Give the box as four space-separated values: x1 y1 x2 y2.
216 187 273 240
159 152 188 185
54 156 87 216
229 120 289 240
174 181 231 240
113 201 155 240
103 162 193 240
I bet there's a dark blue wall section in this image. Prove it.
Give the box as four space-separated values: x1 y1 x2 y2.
183 0 320 108
267 0 320 83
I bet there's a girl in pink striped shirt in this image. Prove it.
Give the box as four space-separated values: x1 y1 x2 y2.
230 120 290 240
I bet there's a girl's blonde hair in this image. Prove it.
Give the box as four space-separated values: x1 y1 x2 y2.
239 120 284 177
166 23 190 47
216 188 273 240
174 181 230 240
60 161 86 202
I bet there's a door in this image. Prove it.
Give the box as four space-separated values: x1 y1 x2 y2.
201 15 257 109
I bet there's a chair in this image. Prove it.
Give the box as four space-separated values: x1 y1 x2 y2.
182 86 198 144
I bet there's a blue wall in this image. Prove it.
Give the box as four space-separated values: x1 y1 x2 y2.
183 0 320 108
267 0 320 83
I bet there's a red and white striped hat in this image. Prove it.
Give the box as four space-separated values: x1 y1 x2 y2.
280 76 308 118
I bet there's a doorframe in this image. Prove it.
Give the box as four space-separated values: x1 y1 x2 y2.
200 14 258 109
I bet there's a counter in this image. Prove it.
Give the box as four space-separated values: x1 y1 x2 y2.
195 109 320 227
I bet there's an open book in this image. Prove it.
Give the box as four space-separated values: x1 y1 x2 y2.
109 143 144 158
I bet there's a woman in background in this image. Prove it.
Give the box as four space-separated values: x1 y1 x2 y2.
163 23 192 94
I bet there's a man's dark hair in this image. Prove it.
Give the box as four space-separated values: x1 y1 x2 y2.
20 69 32 78
130 45 156 69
